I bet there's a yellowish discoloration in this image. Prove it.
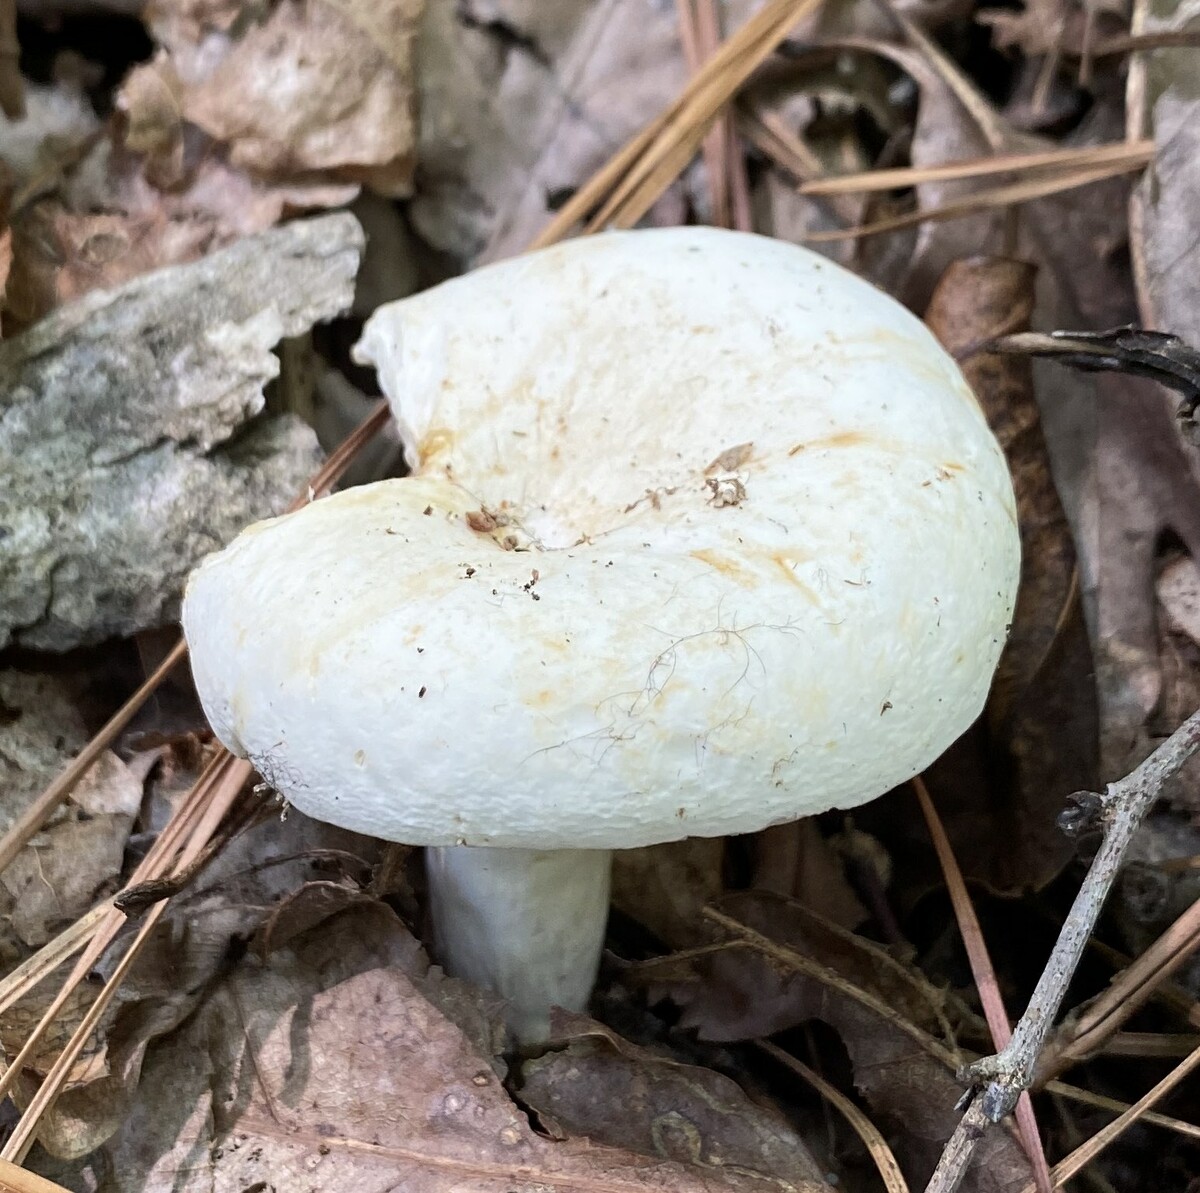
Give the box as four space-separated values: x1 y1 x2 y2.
788 429 877 456
403 624 425 645
768 551 819 603
690 549 758 586
418 427 456 466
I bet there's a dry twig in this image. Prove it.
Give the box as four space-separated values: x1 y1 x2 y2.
1039 893 1200 1079
924 706 1200 1193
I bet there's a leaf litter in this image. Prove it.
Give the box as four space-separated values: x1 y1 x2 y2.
0 0 1199 1191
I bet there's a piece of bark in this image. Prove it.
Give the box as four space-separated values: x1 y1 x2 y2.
0 212 363 650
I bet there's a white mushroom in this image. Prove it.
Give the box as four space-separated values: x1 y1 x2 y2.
183 227 1020 1041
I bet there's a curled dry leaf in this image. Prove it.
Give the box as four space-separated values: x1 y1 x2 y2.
38 904 822 1192
978 0 1126 58
611 837 726 949
4 203 214 329
5 140 360 327
750 820 869 931
6 0 406 318
524 1013 828 1189
142 0 246 50
1131 0 1200 351
182 0 421 194
123 0 421 198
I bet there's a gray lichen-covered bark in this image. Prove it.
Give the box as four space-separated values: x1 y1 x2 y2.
0 212 364 650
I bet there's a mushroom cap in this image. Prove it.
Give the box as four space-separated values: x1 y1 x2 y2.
183 227 1019 850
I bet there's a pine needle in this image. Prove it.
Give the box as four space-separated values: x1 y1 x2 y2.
0 1158 72 1193
805 159 1148 242
532 0 823 246
799 140 1154 195
914 778 1053 1193
758 1040 910 1193
1024 1044 1200 1193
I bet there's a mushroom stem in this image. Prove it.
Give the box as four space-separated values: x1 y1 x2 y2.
426 845 612 1042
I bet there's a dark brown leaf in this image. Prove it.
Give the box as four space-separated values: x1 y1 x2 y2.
655 894 1033 1193
39 905 825 1192
523 1013 829 1189
918 256 1097 895
612 837 726 949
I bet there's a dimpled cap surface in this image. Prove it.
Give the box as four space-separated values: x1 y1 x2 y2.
183 227 1020 849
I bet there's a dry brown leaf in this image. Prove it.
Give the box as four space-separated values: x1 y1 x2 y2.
12 807 383 1160
612 837 726 948
979 0 1126 58
918 256 1096 895
684 891 956 1039
751 820 869 930
524 1013 829 1189
250 877 384 956
658 894 1034 1192
4 128 358 325
0 671 141 960
38 904 821 1192
143 0 247 50
178 0 420 195
413 0 692 262
115 57 187 189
